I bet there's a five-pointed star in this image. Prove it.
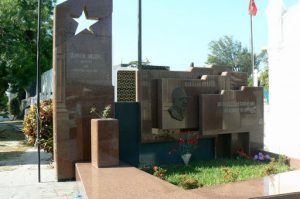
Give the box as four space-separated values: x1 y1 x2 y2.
56 0 68 6
73 11 98 35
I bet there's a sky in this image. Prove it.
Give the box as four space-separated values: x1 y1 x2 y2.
112 0 298 71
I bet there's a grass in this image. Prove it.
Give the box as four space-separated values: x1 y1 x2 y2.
146 159 291 189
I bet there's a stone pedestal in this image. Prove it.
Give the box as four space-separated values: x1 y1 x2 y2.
91 119 119 168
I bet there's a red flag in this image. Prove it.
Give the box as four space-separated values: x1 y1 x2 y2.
248 0 257 16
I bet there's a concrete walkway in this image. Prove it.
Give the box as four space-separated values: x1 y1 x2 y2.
0 147 84 199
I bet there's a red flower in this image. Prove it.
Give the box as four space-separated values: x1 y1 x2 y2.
188 138 197 145
179 138 185 144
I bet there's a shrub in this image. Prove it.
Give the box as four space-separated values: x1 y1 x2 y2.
176 174 200 189
223 168 240 182
277 155 289 166
264 158 277 175
9 97 20 119
23 105 37 144
153 166 167 179
22 99 53 155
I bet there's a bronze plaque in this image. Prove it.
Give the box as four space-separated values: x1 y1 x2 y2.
201 87 263 135
157 77 225 130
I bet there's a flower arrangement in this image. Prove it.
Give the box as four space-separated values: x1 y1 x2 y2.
178 137 198 155
253 152 271 161
236 148 250 160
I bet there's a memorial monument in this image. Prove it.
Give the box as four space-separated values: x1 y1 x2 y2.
52 0 264 179
53 0 113 180
117 65 264 165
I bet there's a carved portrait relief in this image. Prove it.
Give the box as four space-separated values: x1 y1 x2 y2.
168 87 188 121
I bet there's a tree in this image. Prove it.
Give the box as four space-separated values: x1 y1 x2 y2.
0 95 8 112
260 69 269 90
206 36 262 77
0 63 9 96
0 0 53 98
257 49 268 90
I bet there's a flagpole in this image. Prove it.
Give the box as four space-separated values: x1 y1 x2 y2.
138 0 142 69
36 0 42 183
250 8 256 86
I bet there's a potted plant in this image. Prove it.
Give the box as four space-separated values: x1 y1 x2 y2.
90 105 112 119
178 137 198 165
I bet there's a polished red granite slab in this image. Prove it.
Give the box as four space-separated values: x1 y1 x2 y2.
76 163 300 199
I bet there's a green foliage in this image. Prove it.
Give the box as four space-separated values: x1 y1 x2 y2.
223 168 240 182
175 175 200 189
0 95 8 112
259 69 269 90
22 105 36 144
277 155 289 166
9 97 20 119
22 99 53 155
153 166 167 179
257 49 268 69
264 158 277 175
206 35 264 78
101 105 112 119
90 105 112 119
0 65 9 96
0 0 53 94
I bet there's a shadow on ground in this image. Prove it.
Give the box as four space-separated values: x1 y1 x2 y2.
0 123 25 141
0 150 52 166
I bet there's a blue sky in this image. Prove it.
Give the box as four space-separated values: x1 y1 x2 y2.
112 0 298 70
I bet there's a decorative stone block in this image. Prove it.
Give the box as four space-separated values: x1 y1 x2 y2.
91 119 119 168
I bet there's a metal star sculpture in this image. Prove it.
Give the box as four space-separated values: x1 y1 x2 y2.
73 10 98 35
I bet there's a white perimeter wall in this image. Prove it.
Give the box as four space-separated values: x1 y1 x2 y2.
266 0 300 157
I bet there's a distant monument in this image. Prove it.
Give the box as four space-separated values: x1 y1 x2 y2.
53 0 113 180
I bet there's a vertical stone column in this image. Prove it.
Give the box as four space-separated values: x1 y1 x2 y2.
91 119 119 168
53 0 113 181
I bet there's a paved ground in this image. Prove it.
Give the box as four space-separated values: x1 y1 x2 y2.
0 122 85 199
